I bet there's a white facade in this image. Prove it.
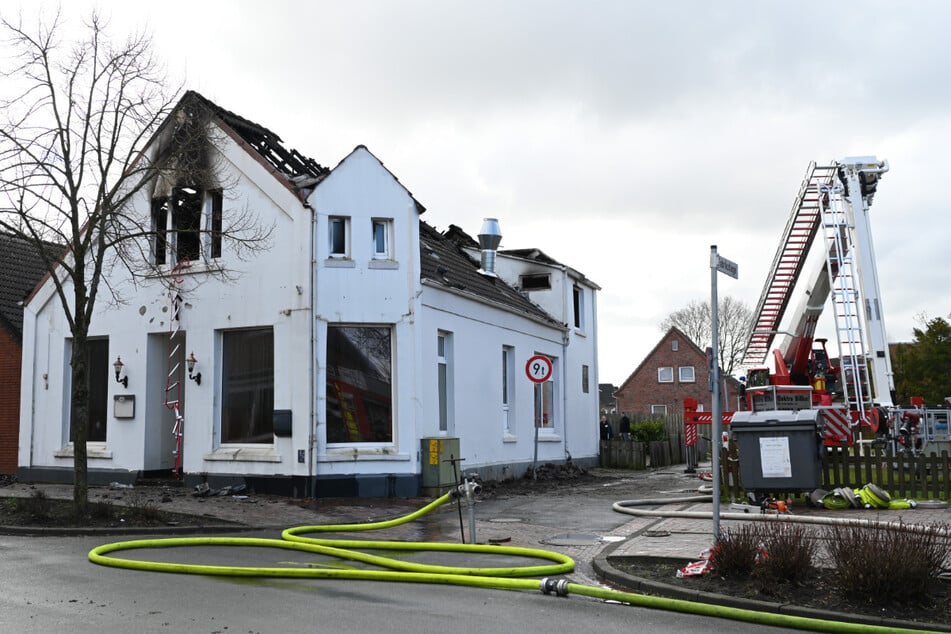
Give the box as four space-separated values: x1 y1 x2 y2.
18 101 600 496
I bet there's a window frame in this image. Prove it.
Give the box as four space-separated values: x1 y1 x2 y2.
679 366 696 383
220 327 275 445
572 286 585 331
328 216 350 258
68 337 110 445
651 404 668 416
437 331 453 433
371 218 392 260
532 353 557 431
208 189 223 259
502 345 514 436
325 325 394 445
657 366 674 383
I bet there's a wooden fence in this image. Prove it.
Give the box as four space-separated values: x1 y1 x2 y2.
600 414 950 501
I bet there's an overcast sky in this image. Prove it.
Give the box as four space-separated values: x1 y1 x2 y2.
7 1 950 386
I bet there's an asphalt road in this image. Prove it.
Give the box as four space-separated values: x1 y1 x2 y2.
0 530 803 634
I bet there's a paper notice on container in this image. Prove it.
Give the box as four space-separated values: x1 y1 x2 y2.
759 437 792 478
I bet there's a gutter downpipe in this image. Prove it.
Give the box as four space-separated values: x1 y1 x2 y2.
562 325 570 461
306 200 316 499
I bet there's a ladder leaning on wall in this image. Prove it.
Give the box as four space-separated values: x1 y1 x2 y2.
165 259 191 478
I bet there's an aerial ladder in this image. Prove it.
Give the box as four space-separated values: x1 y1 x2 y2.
685 157 895 452
739 157 894 446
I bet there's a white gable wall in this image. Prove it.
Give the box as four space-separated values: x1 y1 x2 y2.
309 147 422 480
19 124 316 479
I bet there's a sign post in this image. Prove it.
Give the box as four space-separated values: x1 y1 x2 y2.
710 245 738 541
526 355 553 480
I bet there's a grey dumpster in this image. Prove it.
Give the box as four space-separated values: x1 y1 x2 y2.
730 409 823 496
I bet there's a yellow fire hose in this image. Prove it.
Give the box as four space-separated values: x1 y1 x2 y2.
89 492 932 634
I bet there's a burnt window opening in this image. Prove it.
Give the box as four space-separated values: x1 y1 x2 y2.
151 198 169 266
209 189 223 259
172 186 202 263
520 273 551 291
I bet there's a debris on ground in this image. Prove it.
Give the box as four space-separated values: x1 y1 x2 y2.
192 483 247 497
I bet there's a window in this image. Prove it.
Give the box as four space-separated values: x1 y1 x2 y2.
171 186 202 263
658 366 674 383
582 364 590 393
372 219 392 259
329 216 349 257
672 340 679 351
153 187 220 265
679 366 696 382
208 190 223 259
326 326 393 443
520 274 551 291
533 354 556 429
437 332 453 433
502 346 514 434
69 338 109 443
651 404 668 416
573 286 584 330
221 328 274 443
151 198 168 266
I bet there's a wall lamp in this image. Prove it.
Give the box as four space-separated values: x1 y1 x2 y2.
186 352 202 386
113 356 128 388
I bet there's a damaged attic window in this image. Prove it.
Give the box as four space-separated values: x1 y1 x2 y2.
209 189 223 259
520 274 551 291
172 186 202 263
151 198 169 266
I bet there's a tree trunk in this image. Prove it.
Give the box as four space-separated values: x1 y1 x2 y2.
71 333 89 515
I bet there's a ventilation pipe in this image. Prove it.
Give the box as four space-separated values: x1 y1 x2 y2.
478 218 502 277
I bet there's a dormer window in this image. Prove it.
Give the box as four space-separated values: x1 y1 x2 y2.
520 273 551 291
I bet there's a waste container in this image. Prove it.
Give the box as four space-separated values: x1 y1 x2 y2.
730 409 823 496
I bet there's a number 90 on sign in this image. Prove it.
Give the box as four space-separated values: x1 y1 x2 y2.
525 355 553 383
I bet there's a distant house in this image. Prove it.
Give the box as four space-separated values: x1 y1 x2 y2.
614 327 744 417
0 234 58 474
598 384 618 413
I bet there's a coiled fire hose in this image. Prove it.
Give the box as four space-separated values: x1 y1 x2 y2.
89 491 932 634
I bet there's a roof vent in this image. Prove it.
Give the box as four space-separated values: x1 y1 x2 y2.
477 218 502 277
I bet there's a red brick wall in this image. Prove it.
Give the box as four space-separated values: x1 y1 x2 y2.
615 330 743 417
0 328 21 473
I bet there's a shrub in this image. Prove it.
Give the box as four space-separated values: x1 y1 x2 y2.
631 419 667 443
125 496 162 523
17 489 52 521
824 520 951 604
753 522 817 584
90 500 114 520
710 524 762 578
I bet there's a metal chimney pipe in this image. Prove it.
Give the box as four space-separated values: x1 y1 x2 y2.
478 218 502 276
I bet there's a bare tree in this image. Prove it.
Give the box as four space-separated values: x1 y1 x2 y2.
0 12 268 512
660 296 753 376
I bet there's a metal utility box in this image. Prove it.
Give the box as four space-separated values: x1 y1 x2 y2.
420 437 460 497
730 409 823 495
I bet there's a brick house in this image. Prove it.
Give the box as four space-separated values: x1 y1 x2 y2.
0 233 58 474
614 326 744 417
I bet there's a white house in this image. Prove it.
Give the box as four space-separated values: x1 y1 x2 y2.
18 92 600 497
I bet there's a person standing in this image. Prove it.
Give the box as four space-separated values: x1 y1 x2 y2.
619 414 631 440
600 413 613 440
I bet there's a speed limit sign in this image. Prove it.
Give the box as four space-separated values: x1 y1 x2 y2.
525 355 553 383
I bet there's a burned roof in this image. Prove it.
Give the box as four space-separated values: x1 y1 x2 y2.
182 91 329 185
0 233 61 342
498 248 562 266
420 222 561 327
